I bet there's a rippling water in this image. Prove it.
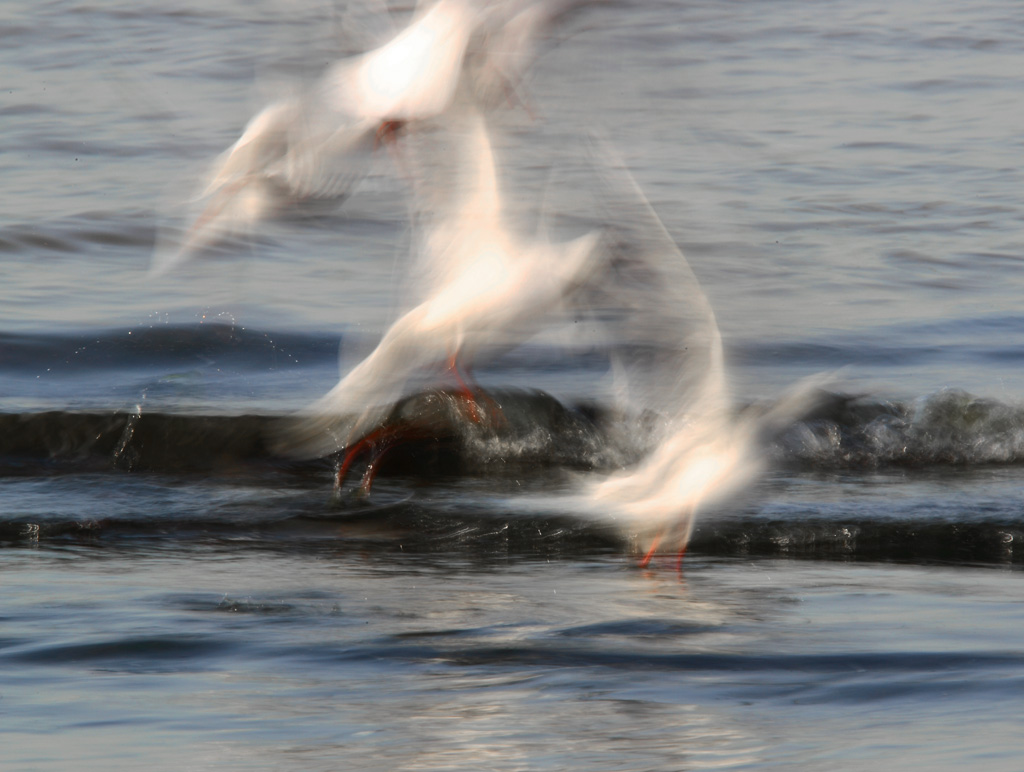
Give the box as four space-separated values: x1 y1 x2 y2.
4 1 1024 769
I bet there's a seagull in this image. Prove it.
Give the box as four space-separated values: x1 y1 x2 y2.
283 113 602 468
466 0 601 114
581 141 823 566
154 0 482 273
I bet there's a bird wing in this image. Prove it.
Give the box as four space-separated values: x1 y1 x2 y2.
270 110 377 200
405 110 508 299
198 99 296 200
282 308 443 459
467 0 601 109
585 136 727 427
282 113 502 458
332 0 479 121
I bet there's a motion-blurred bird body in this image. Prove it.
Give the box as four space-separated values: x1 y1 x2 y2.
162 0 481 266
286 115 601 459
582 144 820 563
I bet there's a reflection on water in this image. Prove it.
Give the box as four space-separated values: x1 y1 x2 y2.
5 551 1024 770
5 0 1024 769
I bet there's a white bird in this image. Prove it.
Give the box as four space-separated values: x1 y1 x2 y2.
154 0 482 273
466 0 599 113
284 113 602 461
581 142 823 565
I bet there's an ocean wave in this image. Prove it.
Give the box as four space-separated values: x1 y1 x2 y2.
3 500 1024 567
779 389 1024 468
0 211 156 255
0 324 340 375
3 384 1024 565
3 388 1024 474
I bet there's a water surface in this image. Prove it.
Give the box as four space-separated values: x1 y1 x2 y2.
4 1 1024 769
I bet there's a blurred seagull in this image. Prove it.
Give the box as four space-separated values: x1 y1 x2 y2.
283 114 602 467
582 141 823 566
154 0 482 273
467 0 602 114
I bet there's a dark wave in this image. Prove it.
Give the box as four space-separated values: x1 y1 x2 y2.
3 388 1024 473
779 388 1024 468
4 387 1024 564
0 410 283 473
693 517 1024 565
5 635 233 668
0 389 608 474
0 324 340 375
0 210 156 255
6 620 1019 709
4 504 1024 567
0 324 626 389
733 314 1024 369
9 318 1024 386
336 644 1024 679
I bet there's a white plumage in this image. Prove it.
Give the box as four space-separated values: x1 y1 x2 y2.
286 114 601 458
154 0 481 272
582 142 822 562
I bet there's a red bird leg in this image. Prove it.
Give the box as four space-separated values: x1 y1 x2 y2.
357 434 411 496
445 355 506 427
447 353 482 423
638 531 663 568
336 425 395 490
675 544 688 573
336 437 369 490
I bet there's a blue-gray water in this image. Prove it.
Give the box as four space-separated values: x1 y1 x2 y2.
4 1 1024 769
